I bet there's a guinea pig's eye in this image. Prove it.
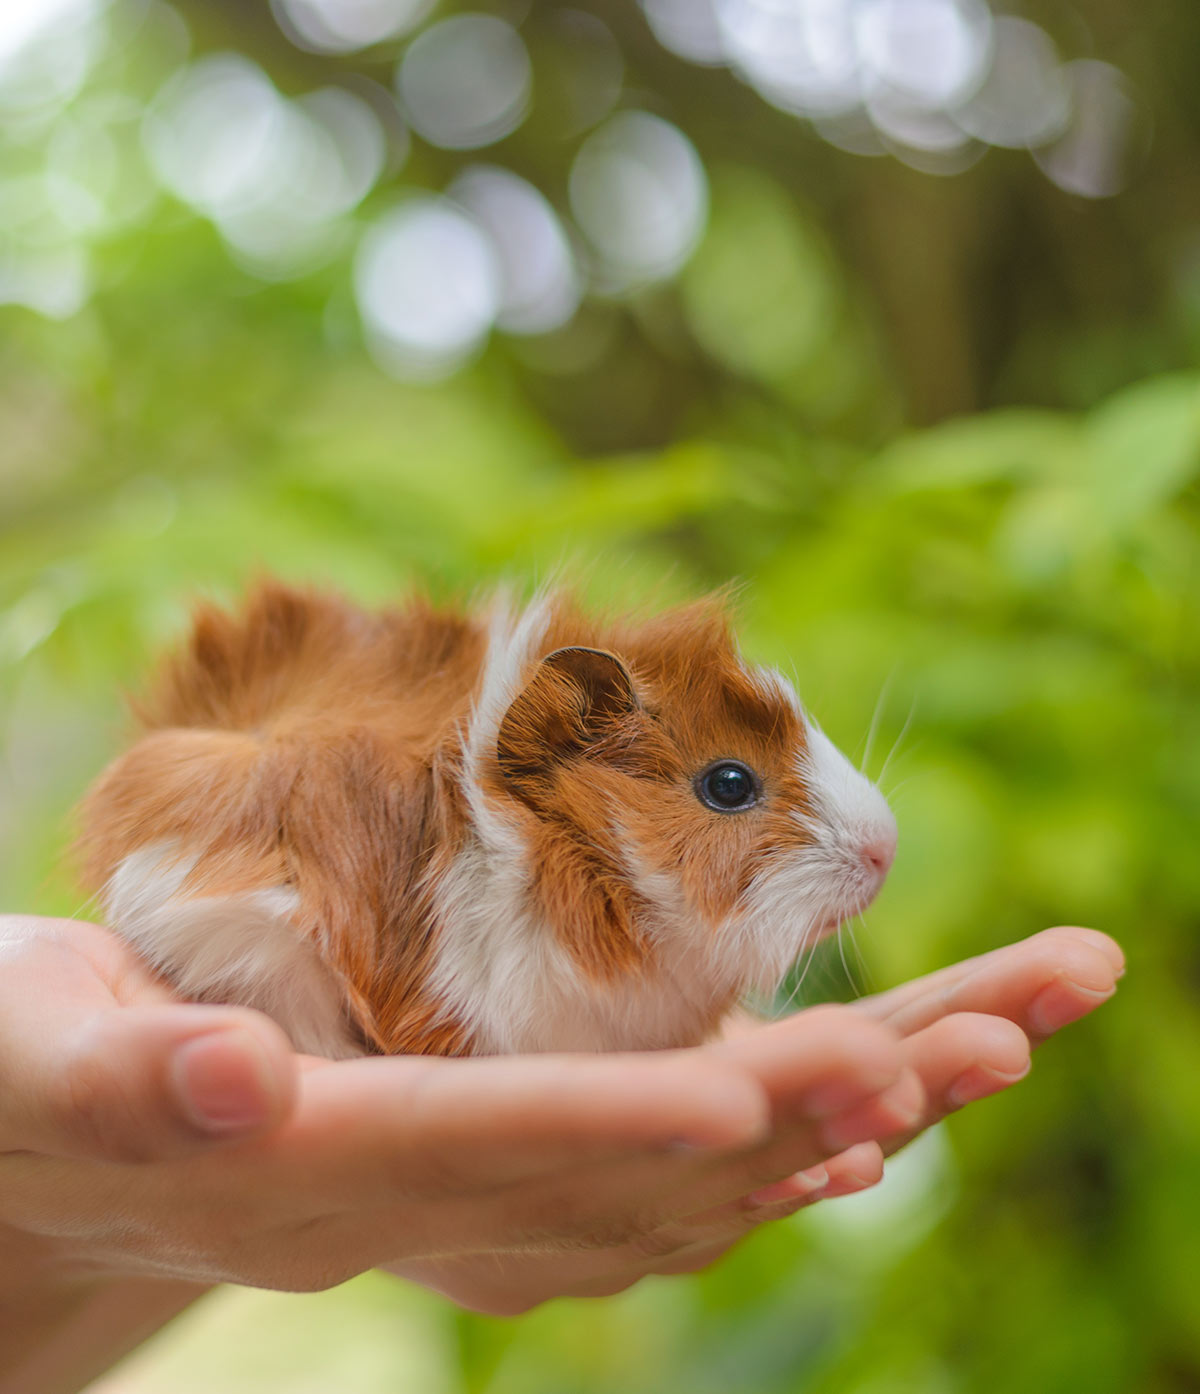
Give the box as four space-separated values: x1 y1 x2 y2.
695 760 761 813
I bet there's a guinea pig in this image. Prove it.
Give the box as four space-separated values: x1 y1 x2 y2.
78 581 897 1059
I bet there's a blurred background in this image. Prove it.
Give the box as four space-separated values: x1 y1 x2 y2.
1 0 1197 1390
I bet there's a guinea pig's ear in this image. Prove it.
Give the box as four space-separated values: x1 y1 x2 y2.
497 646 639 784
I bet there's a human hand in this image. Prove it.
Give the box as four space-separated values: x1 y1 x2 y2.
0 914 922 1296
399 926 1123 1309
0 917 1121 1326
854 924 1123 1154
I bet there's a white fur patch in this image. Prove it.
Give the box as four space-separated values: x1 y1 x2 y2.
430 592 579 1052
799 721 898 874
103 844 362 1059
726 717 898 993
461 589 553 789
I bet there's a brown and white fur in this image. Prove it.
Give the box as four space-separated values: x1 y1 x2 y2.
78 582 897 1059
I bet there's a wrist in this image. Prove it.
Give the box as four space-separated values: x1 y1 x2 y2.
0 1226 210 1394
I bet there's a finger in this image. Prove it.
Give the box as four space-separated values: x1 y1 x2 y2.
742 1140 884 1207
1 1001 298 1162
855 927 1123 1040
541 1236 740 1294
910 1011 1030 1104
877 1011 1031 1157
547 1011 917 1240
439 1064 924 1262
0 919 300 1160
617 1144 888 1279
332 1013 918 1258
290 1048 772 1204
537 1141 889 1294
710 1005 905 1118
690 1008 920 1202
691 1068 920 1216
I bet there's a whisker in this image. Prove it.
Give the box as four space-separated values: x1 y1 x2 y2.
877 692 918 790
773 921 821 1019
69 891 104 923
835 920 864 998
861 667 897 776
846 913 876 995
882 773 916 802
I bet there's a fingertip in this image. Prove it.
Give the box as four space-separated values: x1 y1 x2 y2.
1027 977 1117 1039
827 1140 885 1188
663 1058 771 1151
951 1011 1032 1073
945 1057 1032 1109
169 1025 293 1137
722 1006 905 1110
59 1003 299 1162
186 1006 300 1124
1039 926 1126 978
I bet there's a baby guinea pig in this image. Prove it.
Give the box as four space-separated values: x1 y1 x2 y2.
78 582 897 1059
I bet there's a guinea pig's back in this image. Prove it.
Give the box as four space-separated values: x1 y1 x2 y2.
78 583 491 1058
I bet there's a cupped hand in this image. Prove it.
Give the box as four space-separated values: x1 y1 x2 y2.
405 926 1123 1309
0 916 1122 1321
0 916 915 1301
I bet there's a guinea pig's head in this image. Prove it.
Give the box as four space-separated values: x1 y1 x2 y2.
488 599 897 995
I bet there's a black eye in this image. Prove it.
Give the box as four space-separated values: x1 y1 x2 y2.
696 760 761 813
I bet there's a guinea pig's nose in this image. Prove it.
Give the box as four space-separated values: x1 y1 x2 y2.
858 831 897 878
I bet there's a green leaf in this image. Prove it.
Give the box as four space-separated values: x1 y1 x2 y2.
1083 373 1200 525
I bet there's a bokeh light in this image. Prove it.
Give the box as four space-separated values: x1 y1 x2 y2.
0 0 107 119
569 111 708 288
143 54 386 277
0 243 90 318
716 0 863 119
271 0 437 55
639 0 1136 195
640 0 726 67
449 166 581 334
396 14 531 151
1034 60 1137 199
855 0 991 107
951 15 1069 149
353 196 501 378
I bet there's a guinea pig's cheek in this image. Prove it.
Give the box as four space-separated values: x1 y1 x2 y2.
670 816 758 925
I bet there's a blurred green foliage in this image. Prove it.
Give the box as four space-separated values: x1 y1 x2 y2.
3 1 1200 1392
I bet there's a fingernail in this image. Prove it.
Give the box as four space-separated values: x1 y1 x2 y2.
747 1165 828 1208
946 1061 1031 1109
822 1171 877 1199
1028 981 1116 1037
171 1029 277 1133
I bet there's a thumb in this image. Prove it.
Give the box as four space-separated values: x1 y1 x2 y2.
8 1002 298 1163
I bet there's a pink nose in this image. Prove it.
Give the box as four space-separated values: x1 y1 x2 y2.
859 834 897 878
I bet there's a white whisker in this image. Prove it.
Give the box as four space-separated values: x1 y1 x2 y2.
861 668 897 775
877 692 918 790
772 920 822 1019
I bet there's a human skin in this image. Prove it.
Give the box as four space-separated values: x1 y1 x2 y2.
0 916 1122 1394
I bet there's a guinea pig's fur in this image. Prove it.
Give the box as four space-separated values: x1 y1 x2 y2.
78 582 897 1058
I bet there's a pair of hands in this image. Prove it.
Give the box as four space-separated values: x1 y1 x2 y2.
0 915 1122 1324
